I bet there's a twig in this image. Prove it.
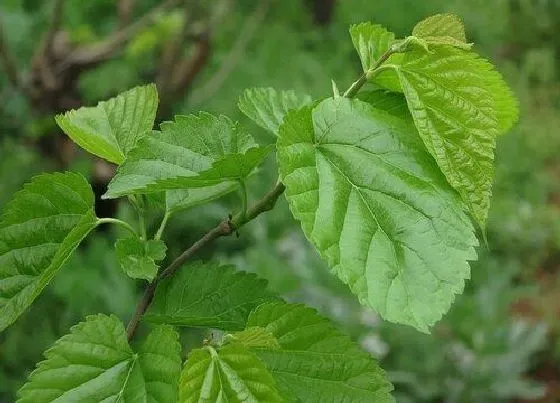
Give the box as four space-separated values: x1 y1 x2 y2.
64 0 180 68
44 0 65 54
117 0 136 30
126 181 286 341
188 0 271 105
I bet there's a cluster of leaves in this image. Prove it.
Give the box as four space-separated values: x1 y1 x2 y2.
0 13 519 401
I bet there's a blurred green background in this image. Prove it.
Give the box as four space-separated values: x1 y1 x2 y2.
1 0 559 401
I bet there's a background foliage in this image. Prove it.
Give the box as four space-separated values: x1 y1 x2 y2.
1 0 559 401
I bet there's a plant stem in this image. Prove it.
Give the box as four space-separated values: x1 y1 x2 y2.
96 217 138 237
154 212 170 241
238 180 248 221
125 180 286 341
343 46 399 98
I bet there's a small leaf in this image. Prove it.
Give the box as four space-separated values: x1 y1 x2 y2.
238 87 312 135
17 315 182 402
226 327 281 350
144 261 278 330
246 301 395 402
115 237 167 281
277 99 477 331
413 13 467 43
0 172 97 331
394 45 518 226
179 344 283 403
56 84 158 164
349 22 395 72
104 113 268 201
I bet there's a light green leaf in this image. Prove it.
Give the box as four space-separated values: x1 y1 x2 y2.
277 99 477 331
179 344 283 403
239 87 312 135
412 13 467 43
145 261 278 330
246 301 395 402
0 172 97 331
349 22 394 72
394 46 517 226
104 113 269 201
17 315 182 402
226 327 281 350
55 84 158 164
115 237 166 281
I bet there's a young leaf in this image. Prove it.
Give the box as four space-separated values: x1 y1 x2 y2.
104 113 269 200
144 261 278 330
226 326 281 350
179 344 283 403
246 301 395 402
17 315 181 402
0 172 97 331
393 45 518 226
412 13 467 42
277 99 478 331
349 22 403 92
115 237 166 281
349 22 394 72
55 84 158 165
238 87 312 135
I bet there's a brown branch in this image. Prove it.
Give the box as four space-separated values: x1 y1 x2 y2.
44 0 65 54
126 181 286 341
117 0 136 30
64 0 180 68
188 0 271 105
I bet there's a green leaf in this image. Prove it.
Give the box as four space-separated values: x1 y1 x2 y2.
349 22 394 72
0 172 97 331
55 84 158 164
145 261 278 330
17 315 182 402
246 301 395 402
104 113 269 201
356 90 412 122
239 87 312 135
412 13 467 43
115 237 166 281
394 46 517 226
226 327 281 350
277 99 477 331
179 344 283 403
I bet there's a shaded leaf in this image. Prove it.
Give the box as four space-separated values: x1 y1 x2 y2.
56 84 158 164
145 261 278 330
179 344 283 403
277 99 477 331
17 315 181 402
246 301 395 402
239 87 312 135
115 237 166 281
0 172 97 331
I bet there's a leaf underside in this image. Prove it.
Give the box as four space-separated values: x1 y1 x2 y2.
56 84 158 165
246 301 395 402
238 87 312 135
277 98 477 331
0 172 97 332
144 261 278 330
17 315 182 402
